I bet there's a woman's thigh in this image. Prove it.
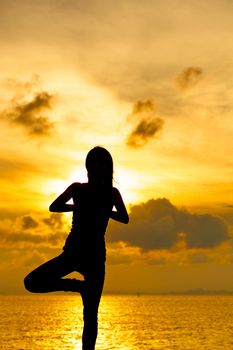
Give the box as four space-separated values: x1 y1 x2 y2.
25 253 75 281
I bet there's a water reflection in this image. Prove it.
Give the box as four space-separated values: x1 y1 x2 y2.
1 294 233 349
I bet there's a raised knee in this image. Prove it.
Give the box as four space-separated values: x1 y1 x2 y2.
24 274 36 293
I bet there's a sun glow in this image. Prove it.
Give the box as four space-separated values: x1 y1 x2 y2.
43 167 144 206
113 167 154 205
44 168 88 199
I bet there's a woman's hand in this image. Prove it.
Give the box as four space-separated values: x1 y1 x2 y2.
110 188 129 224
49 183 80 213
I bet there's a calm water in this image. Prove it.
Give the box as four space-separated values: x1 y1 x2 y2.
1 294 233 349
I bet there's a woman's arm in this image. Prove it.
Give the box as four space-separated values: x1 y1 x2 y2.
49 183 79 212
110 188 129 224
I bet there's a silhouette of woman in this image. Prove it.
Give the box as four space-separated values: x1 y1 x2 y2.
24 146 129 350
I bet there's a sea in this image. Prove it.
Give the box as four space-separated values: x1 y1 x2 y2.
1 294 233 350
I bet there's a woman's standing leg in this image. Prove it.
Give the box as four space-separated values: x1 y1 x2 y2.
24 253 84 293
82 265 105 350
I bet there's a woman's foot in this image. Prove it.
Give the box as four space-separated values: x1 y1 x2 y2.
64 278 85 294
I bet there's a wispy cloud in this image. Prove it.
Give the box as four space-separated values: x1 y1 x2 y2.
0 76 55 137
176 66 203 91
126 100 164 148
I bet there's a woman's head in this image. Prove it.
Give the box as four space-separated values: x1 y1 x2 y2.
85 146 113 188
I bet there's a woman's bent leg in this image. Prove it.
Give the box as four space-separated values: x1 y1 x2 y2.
24 253 84 293
82 266 105 350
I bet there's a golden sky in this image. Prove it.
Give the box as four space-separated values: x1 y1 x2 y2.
0 0 233 294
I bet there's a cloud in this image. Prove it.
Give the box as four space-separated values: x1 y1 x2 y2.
0 213 68 249
5 232 45 244
0 200 229 256
106 241 142 265
0 76 55 137
108 198 229 250
0 203 231 271
43 213 65 230
126 100 164 148
176 67 203 91
3 75 41 99
127 119 164 148
130 100 155 116
21 215 39 230
188 251 209 264
4 92 54 136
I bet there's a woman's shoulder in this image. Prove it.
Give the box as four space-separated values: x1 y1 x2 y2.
67 182 89 198
68 182 83 191
112 186 121 196
70 182 81 187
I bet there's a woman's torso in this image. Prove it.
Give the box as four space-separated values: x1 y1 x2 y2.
63 182 114 262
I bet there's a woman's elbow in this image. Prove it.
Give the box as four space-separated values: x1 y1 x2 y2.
123 214 129 224
49 203 56 212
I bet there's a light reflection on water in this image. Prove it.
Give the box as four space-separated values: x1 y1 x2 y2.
1 294 233 349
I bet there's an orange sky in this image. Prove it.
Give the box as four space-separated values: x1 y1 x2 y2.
0 0 233 294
